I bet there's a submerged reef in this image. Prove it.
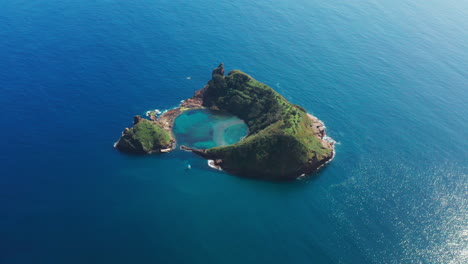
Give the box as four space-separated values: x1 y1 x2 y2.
116 63 335 180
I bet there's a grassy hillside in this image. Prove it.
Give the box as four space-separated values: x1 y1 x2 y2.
202 65 332 179
116 118 171 154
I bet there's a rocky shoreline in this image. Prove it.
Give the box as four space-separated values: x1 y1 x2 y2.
154 85 208 150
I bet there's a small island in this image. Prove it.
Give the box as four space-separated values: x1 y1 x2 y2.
115 64 335 180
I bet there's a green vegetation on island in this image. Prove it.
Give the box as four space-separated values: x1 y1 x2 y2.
115 63 334 180
199 64 333 179
115 116 172 154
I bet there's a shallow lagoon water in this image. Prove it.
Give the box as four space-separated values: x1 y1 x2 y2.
173 109 248 149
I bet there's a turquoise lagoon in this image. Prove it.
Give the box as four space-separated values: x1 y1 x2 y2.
173 109 248 149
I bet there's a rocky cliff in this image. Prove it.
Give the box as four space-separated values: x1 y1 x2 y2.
115 116 173 154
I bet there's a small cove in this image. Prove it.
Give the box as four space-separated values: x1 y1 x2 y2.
173 109 248 149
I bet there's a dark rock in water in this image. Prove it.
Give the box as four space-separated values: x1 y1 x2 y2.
214 159 223 167
133 115 143 125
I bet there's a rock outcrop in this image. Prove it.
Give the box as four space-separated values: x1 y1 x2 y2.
211 63 225 76
115 116 173 154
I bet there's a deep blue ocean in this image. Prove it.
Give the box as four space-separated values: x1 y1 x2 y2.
1 0 467 263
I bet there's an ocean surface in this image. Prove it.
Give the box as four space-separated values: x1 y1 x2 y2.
0 0 467 263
